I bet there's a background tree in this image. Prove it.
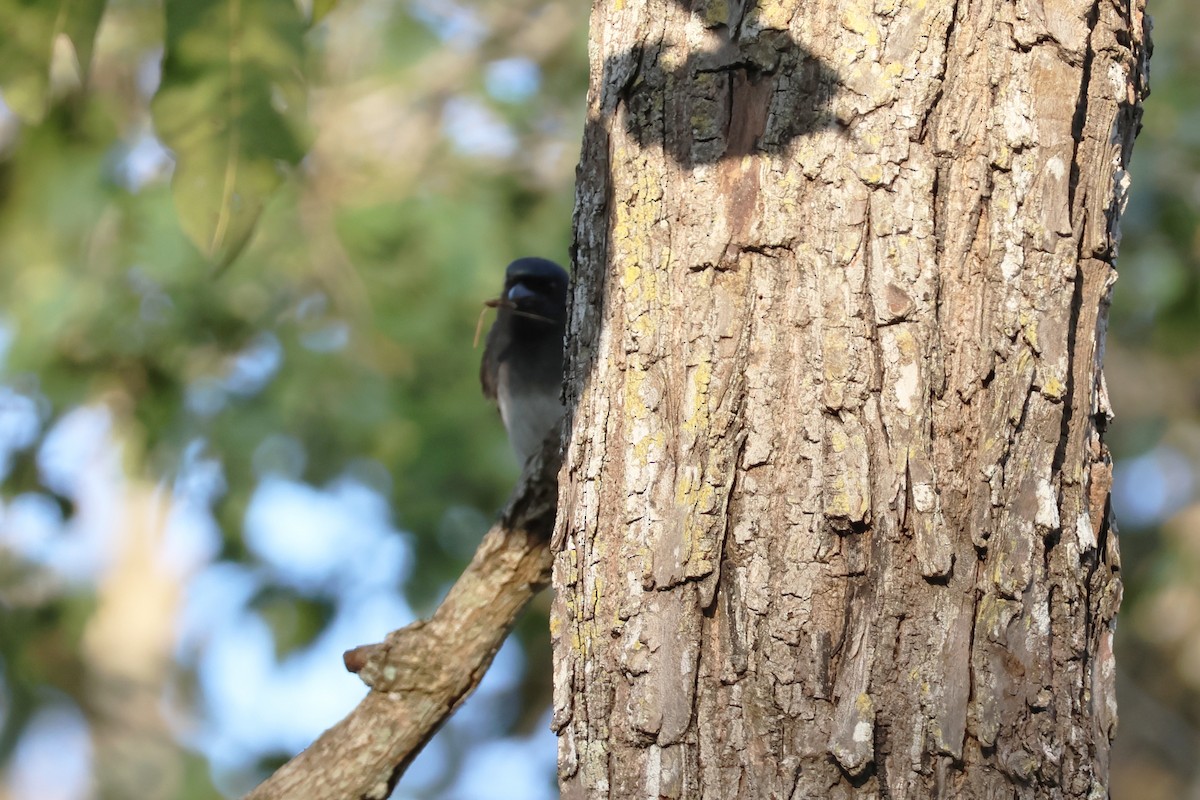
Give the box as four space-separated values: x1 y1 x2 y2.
0 0 1193 797
552 0 1145 795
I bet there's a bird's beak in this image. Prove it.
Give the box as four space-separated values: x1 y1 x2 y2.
506 282 537 304
475 286 555 349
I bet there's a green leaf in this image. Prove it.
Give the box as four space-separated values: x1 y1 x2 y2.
153 0 308 267
311 0 340 24
0 0 108 122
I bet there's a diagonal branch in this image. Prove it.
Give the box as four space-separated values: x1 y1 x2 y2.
244 445 560 800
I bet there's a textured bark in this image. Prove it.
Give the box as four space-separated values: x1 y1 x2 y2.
552 0 1148 797
245 448 558 800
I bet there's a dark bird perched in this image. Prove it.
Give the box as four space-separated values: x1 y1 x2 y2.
480 258 569 466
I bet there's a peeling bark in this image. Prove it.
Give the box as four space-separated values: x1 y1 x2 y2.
552 0 1147 796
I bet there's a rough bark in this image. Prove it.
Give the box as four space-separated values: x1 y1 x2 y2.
552 0 1148 797
245 448 558 800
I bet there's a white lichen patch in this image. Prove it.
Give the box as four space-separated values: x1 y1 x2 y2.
912 482 936 513
1076 511 1096 551
1030 596 1051 638
1108 62 1128 100
1034 478 1060 531
894 358 920 415
1000 85 1036 150
1045 155 1066 180
644 745 662 797
1000 241 1024 281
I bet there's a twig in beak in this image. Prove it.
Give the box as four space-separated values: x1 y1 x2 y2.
474 297 556 348
474 296 503 348
510 309 555 323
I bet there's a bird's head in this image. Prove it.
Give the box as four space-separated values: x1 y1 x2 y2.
496 257 569 327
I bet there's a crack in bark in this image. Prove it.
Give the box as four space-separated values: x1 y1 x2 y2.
917 0 961 148
1067 0 1103 215
1049 261 1086 486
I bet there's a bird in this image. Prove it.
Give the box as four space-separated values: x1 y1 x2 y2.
480 257 570 467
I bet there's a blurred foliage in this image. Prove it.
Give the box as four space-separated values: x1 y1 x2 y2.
1104 0 1200 796
152 0 309 265
0 0 586 795
0 0 108 123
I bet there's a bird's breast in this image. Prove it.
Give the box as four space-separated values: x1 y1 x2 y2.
497 363 565 466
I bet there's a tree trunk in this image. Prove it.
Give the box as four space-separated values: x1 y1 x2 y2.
551 0 1148 796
